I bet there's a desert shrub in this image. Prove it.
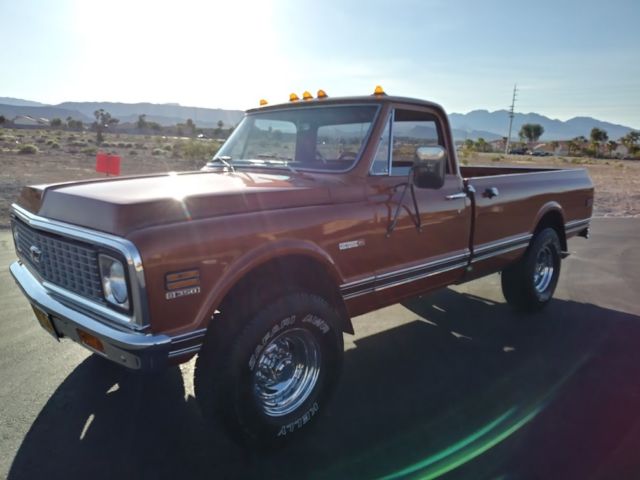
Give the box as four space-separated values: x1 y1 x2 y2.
18 144 38 154
69 140 87 147
129 150 138 156
134 142 145 149
162 144 173 151
174 139 221 160
117 142 126 148
50 142 61 149
35 137 47 144
461 158 469 165
82 147 97 156
152 148 164 156
125 142 133 148
491 155 503 162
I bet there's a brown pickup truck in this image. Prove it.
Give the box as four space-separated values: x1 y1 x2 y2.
9 90 593 446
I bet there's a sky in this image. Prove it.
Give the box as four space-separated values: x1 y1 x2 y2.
1 0 639 128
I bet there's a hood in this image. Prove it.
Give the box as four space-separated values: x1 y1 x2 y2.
17 171 336 236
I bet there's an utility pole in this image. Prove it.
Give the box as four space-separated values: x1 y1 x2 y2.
505 84 517 154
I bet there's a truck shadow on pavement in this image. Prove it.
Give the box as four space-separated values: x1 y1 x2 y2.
9 289 640 480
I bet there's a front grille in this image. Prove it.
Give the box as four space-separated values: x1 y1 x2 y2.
12 219 104 302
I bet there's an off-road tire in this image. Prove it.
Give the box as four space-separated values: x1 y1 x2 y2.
501 228 562 312
194 292 344 448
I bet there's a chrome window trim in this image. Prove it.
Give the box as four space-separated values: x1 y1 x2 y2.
368 111 393 176
11 203 150 331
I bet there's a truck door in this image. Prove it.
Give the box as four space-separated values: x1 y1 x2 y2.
364 106 472 305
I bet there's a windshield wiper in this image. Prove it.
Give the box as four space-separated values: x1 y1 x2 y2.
262 159 298 174
209 155 235 172
240 158 300 175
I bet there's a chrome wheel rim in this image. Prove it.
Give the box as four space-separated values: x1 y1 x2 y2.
533 245 555 293
252 327 321 417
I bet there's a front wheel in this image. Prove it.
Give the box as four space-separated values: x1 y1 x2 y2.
194 292 344 448
501 228 562 312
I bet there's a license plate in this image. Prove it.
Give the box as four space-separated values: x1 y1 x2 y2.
32 305 59 340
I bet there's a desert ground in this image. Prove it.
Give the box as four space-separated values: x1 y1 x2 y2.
1 128 638 228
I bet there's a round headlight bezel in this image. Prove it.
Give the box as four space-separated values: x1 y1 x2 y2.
98 253 130 311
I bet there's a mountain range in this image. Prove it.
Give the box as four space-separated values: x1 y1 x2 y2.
0 97 636 141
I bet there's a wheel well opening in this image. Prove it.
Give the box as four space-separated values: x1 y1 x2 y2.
216 255 353 335
535 210 567 251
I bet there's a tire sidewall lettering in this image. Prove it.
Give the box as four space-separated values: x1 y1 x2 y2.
276 402 320 437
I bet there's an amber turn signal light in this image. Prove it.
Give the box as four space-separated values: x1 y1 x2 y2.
77 329 105 353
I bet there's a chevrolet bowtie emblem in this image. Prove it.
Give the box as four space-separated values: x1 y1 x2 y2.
29 245 42 263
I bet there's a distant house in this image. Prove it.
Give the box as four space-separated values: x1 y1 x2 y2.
12 115 50 128
490 138 507 151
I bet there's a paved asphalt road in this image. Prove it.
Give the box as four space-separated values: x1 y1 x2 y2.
1 218 639 480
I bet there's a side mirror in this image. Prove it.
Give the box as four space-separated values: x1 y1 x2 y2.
412 146 446 189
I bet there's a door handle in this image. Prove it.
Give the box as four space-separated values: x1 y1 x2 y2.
445 192 467 200
484 187 499 199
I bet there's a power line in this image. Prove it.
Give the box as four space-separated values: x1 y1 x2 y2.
504 84 517 154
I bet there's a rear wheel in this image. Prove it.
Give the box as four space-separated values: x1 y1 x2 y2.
501 228 562 312
194 292 344 448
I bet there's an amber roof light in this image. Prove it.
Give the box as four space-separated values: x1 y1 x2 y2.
289 93 300 102
317 89 328 99
302 91 313 100
373 85 386 96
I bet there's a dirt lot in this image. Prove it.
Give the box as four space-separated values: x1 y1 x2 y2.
1 128 638 228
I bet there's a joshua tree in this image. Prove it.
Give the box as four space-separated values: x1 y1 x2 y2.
518 124 544 146
93 109 119 144
137 114 148 130
621 131 639 156
590 127 608 157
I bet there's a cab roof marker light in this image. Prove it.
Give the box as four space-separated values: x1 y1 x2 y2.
373 85 386 96
317 89 328 99
289 93 299 102
259 99 268 106
302 91 313 100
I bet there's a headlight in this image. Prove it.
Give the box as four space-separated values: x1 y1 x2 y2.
99 254 129 309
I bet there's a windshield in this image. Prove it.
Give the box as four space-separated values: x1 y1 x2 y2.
213 105 379 171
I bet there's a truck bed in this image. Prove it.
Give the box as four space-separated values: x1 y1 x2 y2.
457 164 593 257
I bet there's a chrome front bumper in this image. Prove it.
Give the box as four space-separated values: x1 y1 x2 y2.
10 260 172 371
